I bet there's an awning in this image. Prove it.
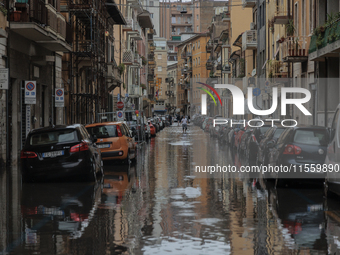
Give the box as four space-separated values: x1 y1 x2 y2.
232 33 243 48
106 0 126 25
138 10 153 28
262 59 268 70
181 44 187 55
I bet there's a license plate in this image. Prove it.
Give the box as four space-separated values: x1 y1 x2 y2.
97 144 110 149
43 150 64 158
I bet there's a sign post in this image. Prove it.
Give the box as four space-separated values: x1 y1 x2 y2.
55 88 64 107
117 111 124 121
26 105 31 137
25 81 36 104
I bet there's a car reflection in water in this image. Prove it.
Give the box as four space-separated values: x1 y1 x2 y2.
99 164 132 210
267 184 327 252
21 182 102 250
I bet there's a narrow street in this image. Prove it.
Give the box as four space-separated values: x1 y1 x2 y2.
1 124 339 254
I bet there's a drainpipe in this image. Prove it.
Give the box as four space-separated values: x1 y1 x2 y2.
6 0 10 167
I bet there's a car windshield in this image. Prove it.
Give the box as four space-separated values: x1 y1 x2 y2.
29 129 78 146
293 129 329 146
86 125 117 138
273 128 285 139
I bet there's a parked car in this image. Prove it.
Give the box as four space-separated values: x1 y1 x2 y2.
256 125 286 166
21 124 102 182
149 118 159 132
144 123 151 141
325 104 340 197
245 122 277 160
267 125 329 186
86 122 137 164
148 121 156 137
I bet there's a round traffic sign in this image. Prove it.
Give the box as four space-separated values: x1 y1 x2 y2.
135 110 139 115
117 101 124 109
26 82 35 91
117 111 123 118
56 89 63 97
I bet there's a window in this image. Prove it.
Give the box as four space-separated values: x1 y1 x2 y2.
294 3 298 36
150 13 154 18
198 57 200 65
302 0 305 35
177 5 181 11
197 25 199 32
172 16 176 23
158 54 162 59
158 66 162 71
178 17 181 23
198 41 200 48
309 0 314 33
197 14 199 20
150 1 154 6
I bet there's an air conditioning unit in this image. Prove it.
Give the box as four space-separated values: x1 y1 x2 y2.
250 22 256 30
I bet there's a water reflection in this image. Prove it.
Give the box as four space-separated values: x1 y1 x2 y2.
4 126 340 254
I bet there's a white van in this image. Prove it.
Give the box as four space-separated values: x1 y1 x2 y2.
325 104 340 197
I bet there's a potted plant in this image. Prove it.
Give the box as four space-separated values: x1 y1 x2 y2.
141 56 147 66
118 63 125 76
286 19 295 36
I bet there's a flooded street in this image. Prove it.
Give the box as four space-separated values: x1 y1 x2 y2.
2 124 340 254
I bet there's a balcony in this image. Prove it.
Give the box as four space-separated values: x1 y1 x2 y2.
206 61 213 70
181 68 188 74
129 85 141 96
10 1 70 52
282 36 308 62
242 0 256 8
148 53 155 61
186 51 192 58
148 60 156 68
123 18 133 31
181 53 186 59
133 53 142 66
122 50 134 65
269 4 292 24
147 74 154 82
206 40 213 53
148 33 154 41
309 19 340 61
106 63 122 91
221 12 230 22
222 64 231 73
242 30 257 51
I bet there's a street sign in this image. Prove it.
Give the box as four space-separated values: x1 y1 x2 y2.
117 101 124 109
55 88 64 107
0 68 8 90
251 69 256 77
253 88 261 96
131 104 135 109
125 93 129 98
117 93 120 101
117 111 124 121
25 81 36 104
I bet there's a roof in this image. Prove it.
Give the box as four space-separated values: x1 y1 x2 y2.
177 33 209 47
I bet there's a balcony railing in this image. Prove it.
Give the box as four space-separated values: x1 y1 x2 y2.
206 40 213 53
242 0 256 8
123 18 134 31
130 85 141 96
222 64 231 73
206 62 213 70
268 2 292 24
242 30 257 51
123 50 134 65
309 19 340 61
148 53 154 61
282 36 308 62
147 74 154 81
186 51 192 58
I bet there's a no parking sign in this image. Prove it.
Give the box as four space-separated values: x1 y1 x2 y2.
117 111 124 121
55 88 64 107
25 81 36 104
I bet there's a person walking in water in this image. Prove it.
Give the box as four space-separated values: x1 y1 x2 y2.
181 116 188 133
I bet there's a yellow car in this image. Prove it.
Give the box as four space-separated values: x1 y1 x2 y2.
86 122 136 164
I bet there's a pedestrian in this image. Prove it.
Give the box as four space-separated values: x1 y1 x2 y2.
181 116 188 133
177 114 181 126
169 115 172 126
188 115 190 123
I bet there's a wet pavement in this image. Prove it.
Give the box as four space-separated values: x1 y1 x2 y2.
2 124 340 254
